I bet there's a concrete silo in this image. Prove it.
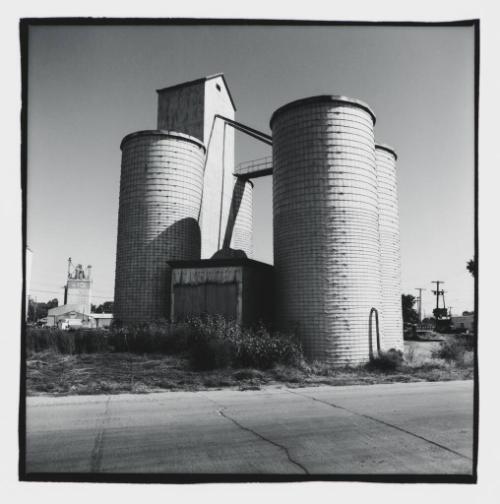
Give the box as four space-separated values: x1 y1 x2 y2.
222 178 253 256
114 130 206 323
375 144 404 351
271 95 381 365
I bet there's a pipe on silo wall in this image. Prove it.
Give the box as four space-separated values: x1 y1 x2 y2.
375 144 404 352
271 95 381 365
114 130 206 324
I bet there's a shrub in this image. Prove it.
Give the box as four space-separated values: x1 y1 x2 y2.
432 337 473 365
188 332 234 370
185 315 303 371
232 325 303 369
366 349 404 372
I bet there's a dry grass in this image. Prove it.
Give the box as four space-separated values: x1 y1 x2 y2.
26 340 474 396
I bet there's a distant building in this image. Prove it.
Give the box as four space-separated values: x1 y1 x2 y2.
46 305 113 329
90 313 113 329
450 315 475 333
43 259 113 329
64 260 92 314
46 304 92 328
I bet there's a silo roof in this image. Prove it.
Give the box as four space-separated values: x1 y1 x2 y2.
120 130 206 151
270 95 376 128
375 143 398 160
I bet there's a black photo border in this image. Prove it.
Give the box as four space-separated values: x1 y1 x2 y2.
18 17 480 485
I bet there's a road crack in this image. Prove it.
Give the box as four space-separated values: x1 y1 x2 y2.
287 389 471 461
201 394 309 474
217 409 310 474
90 396 111 472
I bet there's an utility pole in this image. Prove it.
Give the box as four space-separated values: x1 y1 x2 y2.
431 280 445 331
415 288 426 323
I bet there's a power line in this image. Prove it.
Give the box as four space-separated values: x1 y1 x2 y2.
30 287 112 296
29 288 113 300
29 283 114 296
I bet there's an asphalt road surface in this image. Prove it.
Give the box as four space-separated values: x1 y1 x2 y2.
25 380 474 475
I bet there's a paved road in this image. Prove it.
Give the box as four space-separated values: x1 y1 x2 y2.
25 380 474 475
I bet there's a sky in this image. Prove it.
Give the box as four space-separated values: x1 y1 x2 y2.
26 23 475 316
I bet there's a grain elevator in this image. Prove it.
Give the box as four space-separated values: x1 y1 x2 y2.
113 74 403 365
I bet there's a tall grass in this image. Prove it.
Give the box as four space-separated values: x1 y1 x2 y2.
187 315 303 370
26 327 109 355
26 316 303 371
25 322 192 356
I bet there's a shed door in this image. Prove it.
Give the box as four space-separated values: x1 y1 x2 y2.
173 283 238 322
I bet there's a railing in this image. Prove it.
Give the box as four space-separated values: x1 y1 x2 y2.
234 157 273 179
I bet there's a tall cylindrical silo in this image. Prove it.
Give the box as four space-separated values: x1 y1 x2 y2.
271 95 381 365
114 130 206 324
375 144 403 352
228 178 253 257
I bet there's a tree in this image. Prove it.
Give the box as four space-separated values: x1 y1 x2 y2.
401 294 419 325
93 301 114 314
467 257 476 277
27 298 58 322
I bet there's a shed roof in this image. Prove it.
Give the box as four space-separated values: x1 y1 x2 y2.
168 258 273 270
47 304 87 316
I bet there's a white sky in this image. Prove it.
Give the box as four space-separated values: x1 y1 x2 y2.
27 23 475 315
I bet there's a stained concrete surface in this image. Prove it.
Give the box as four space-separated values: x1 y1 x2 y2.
25 380 474 475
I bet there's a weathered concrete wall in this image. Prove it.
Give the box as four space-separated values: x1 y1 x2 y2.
157 83 205 141
65 279 92 314
376 144 403 352
114 131 205 324
272 96 381 365
201 76 238 258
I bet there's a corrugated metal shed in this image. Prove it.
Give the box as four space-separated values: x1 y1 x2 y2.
168 259 273 326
